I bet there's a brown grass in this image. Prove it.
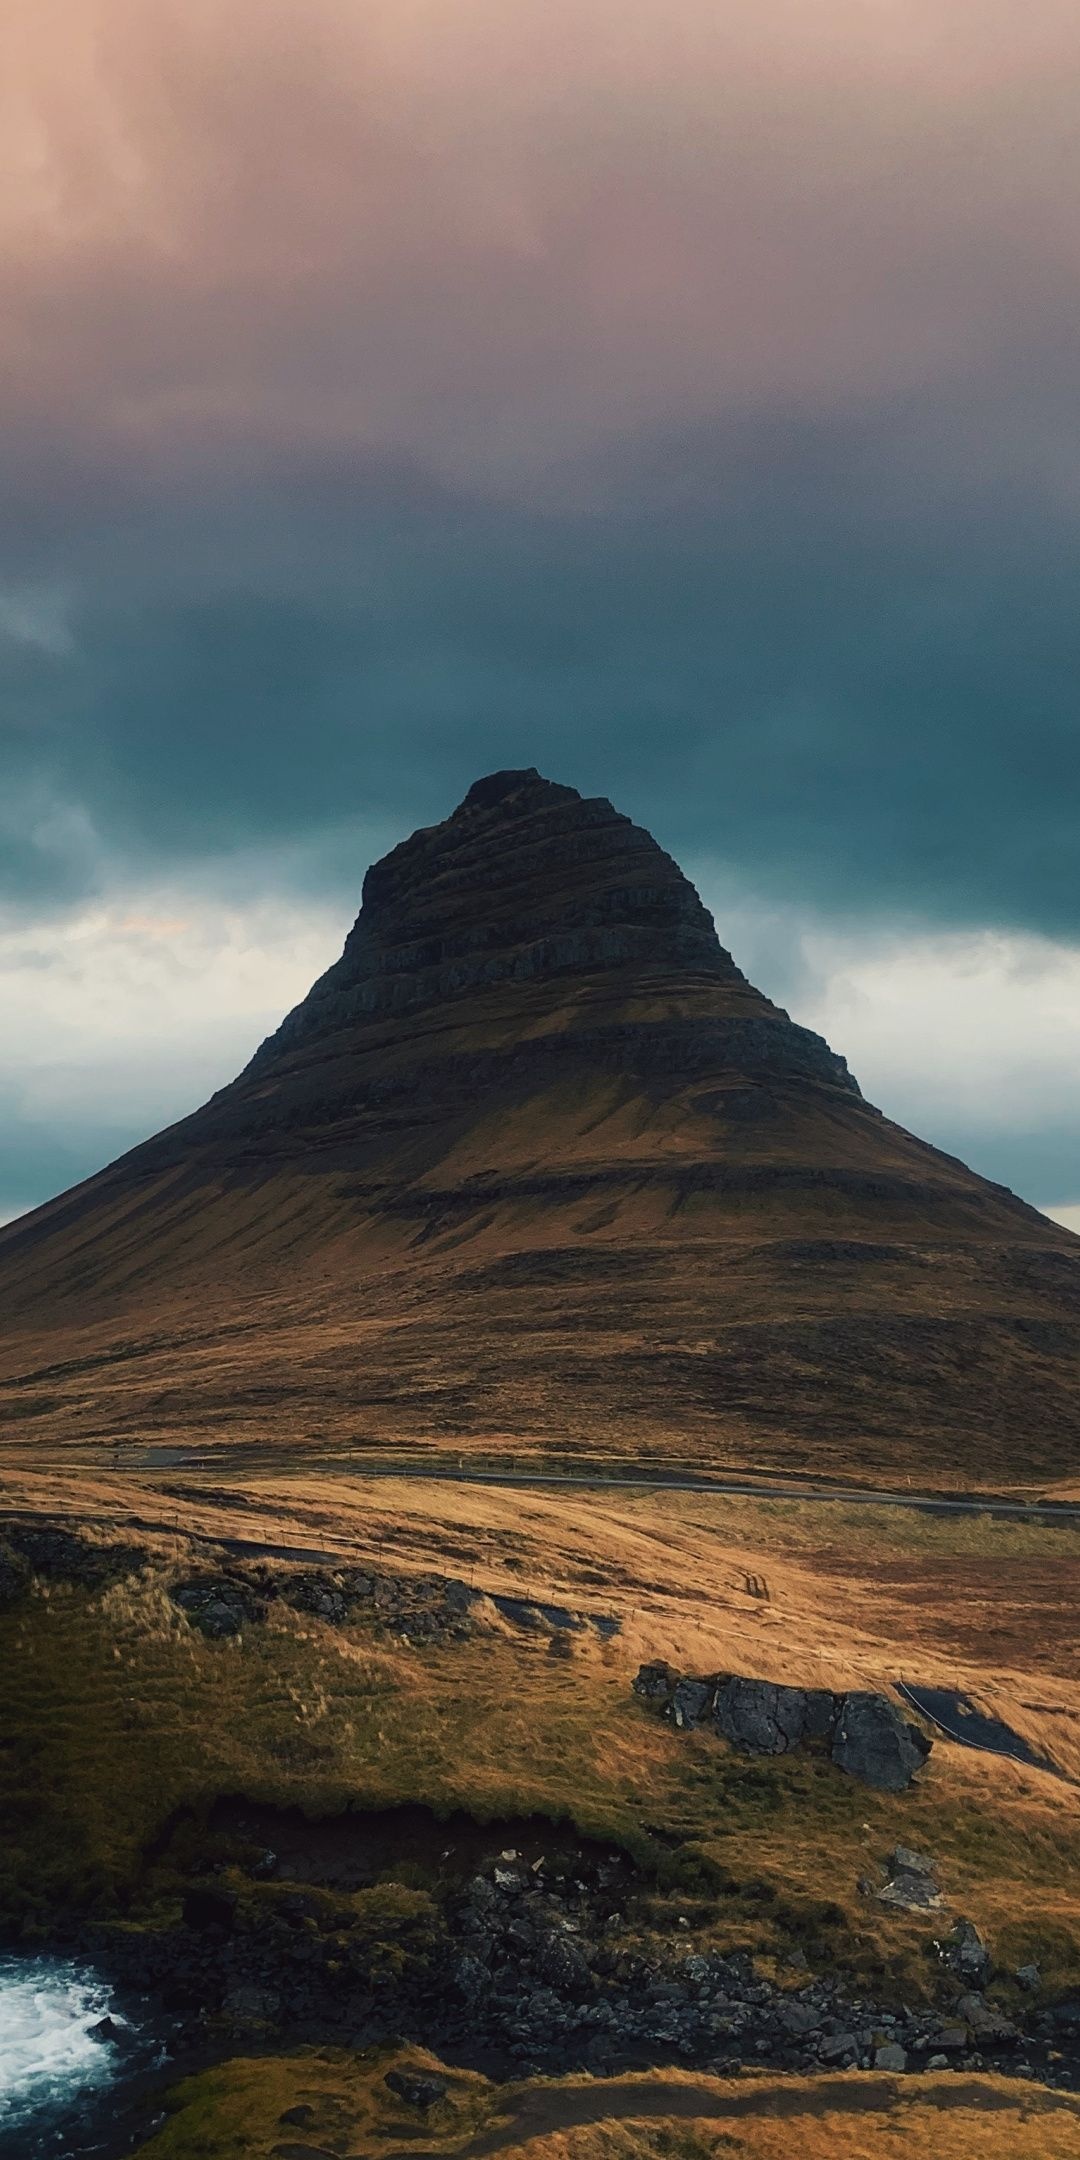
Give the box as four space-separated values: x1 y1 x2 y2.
130 2051 1080 2160
2 1470 1080 1990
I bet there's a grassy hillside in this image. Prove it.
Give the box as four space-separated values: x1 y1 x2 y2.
3 1474 1078 1996
133 2051 1080 2160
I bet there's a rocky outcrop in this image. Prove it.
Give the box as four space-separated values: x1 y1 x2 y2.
832 1691 933 1793
714 1676 837 1755
86 1832 1061 2109
247 769 790 1061
2 1520 148 1588
634 1663 932 1791
171 1578 266 1638
170 1565 481 1646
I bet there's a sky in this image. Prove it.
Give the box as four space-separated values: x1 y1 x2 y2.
2 0 1079 1231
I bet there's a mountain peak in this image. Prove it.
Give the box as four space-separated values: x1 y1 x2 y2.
2 770 1076 1491
254 769 750 1070
456 767 579 814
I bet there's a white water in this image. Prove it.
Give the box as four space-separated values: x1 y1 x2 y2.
0 1957 120 2138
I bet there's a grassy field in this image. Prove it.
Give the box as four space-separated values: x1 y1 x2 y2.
131 2050 1080 2160
2 1469 1079 1994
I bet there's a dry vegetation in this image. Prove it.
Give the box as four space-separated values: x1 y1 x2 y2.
130 2050 1080 2160
2 1468 1079 1993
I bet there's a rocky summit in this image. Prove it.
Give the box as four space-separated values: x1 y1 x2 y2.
1 766 1079 1484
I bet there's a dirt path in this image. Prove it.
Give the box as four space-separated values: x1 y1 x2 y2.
387 2074 1080 2160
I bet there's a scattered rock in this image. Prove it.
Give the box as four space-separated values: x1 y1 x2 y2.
929 2025 968 2053
278 2106 316 2127
384 2070 449 2110
957 1992 1018 2044
942 1918 992 1988
281 1574 348 1624
831 1693 932 1792
874 2041 907 2070
1015 1963 1041 1992
876 1846 943 1911
171 1578 264 1637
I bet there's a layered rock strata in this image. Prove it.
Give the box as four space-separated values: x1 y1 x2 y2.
1 766 1078 1485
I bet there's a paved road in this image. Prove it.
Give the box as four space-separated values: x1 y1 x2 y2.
897 1681 1063 1775
242 1459 1080 1524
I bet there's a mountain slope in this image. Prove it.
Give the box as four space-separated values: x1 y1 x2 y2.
1 767 1078 1487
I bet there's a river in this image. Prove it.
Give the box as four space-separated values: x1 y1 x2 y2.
0 1956 126 2155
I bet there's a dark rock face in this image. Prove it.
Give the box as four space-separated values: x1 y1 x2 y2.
831 1692 933 1793
634 1664 931 1791
714 1677 837 1755
249 769 790 1063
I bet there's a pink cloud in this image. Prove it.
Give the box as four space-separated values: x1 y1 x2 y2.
3 0 1080 495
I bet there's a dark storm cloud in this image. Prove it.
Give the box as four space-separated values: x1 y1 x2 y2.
3 0 1080 938
2 393 1079 938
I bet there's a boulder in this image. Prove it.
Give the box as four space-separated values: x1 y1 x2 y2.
713 1678 837 1755
384 2070 448 2110
535 1933 593 1995
818 2031 858 2062
88 2016 122 2043
874 2041 907 2070
877 1846 943 1911
831 1693 932 1791
942 1918 992 1987
957 1991 1018 2044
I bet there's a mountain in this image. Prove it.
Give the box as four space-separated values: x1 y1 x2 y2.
2 767 1078 1487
